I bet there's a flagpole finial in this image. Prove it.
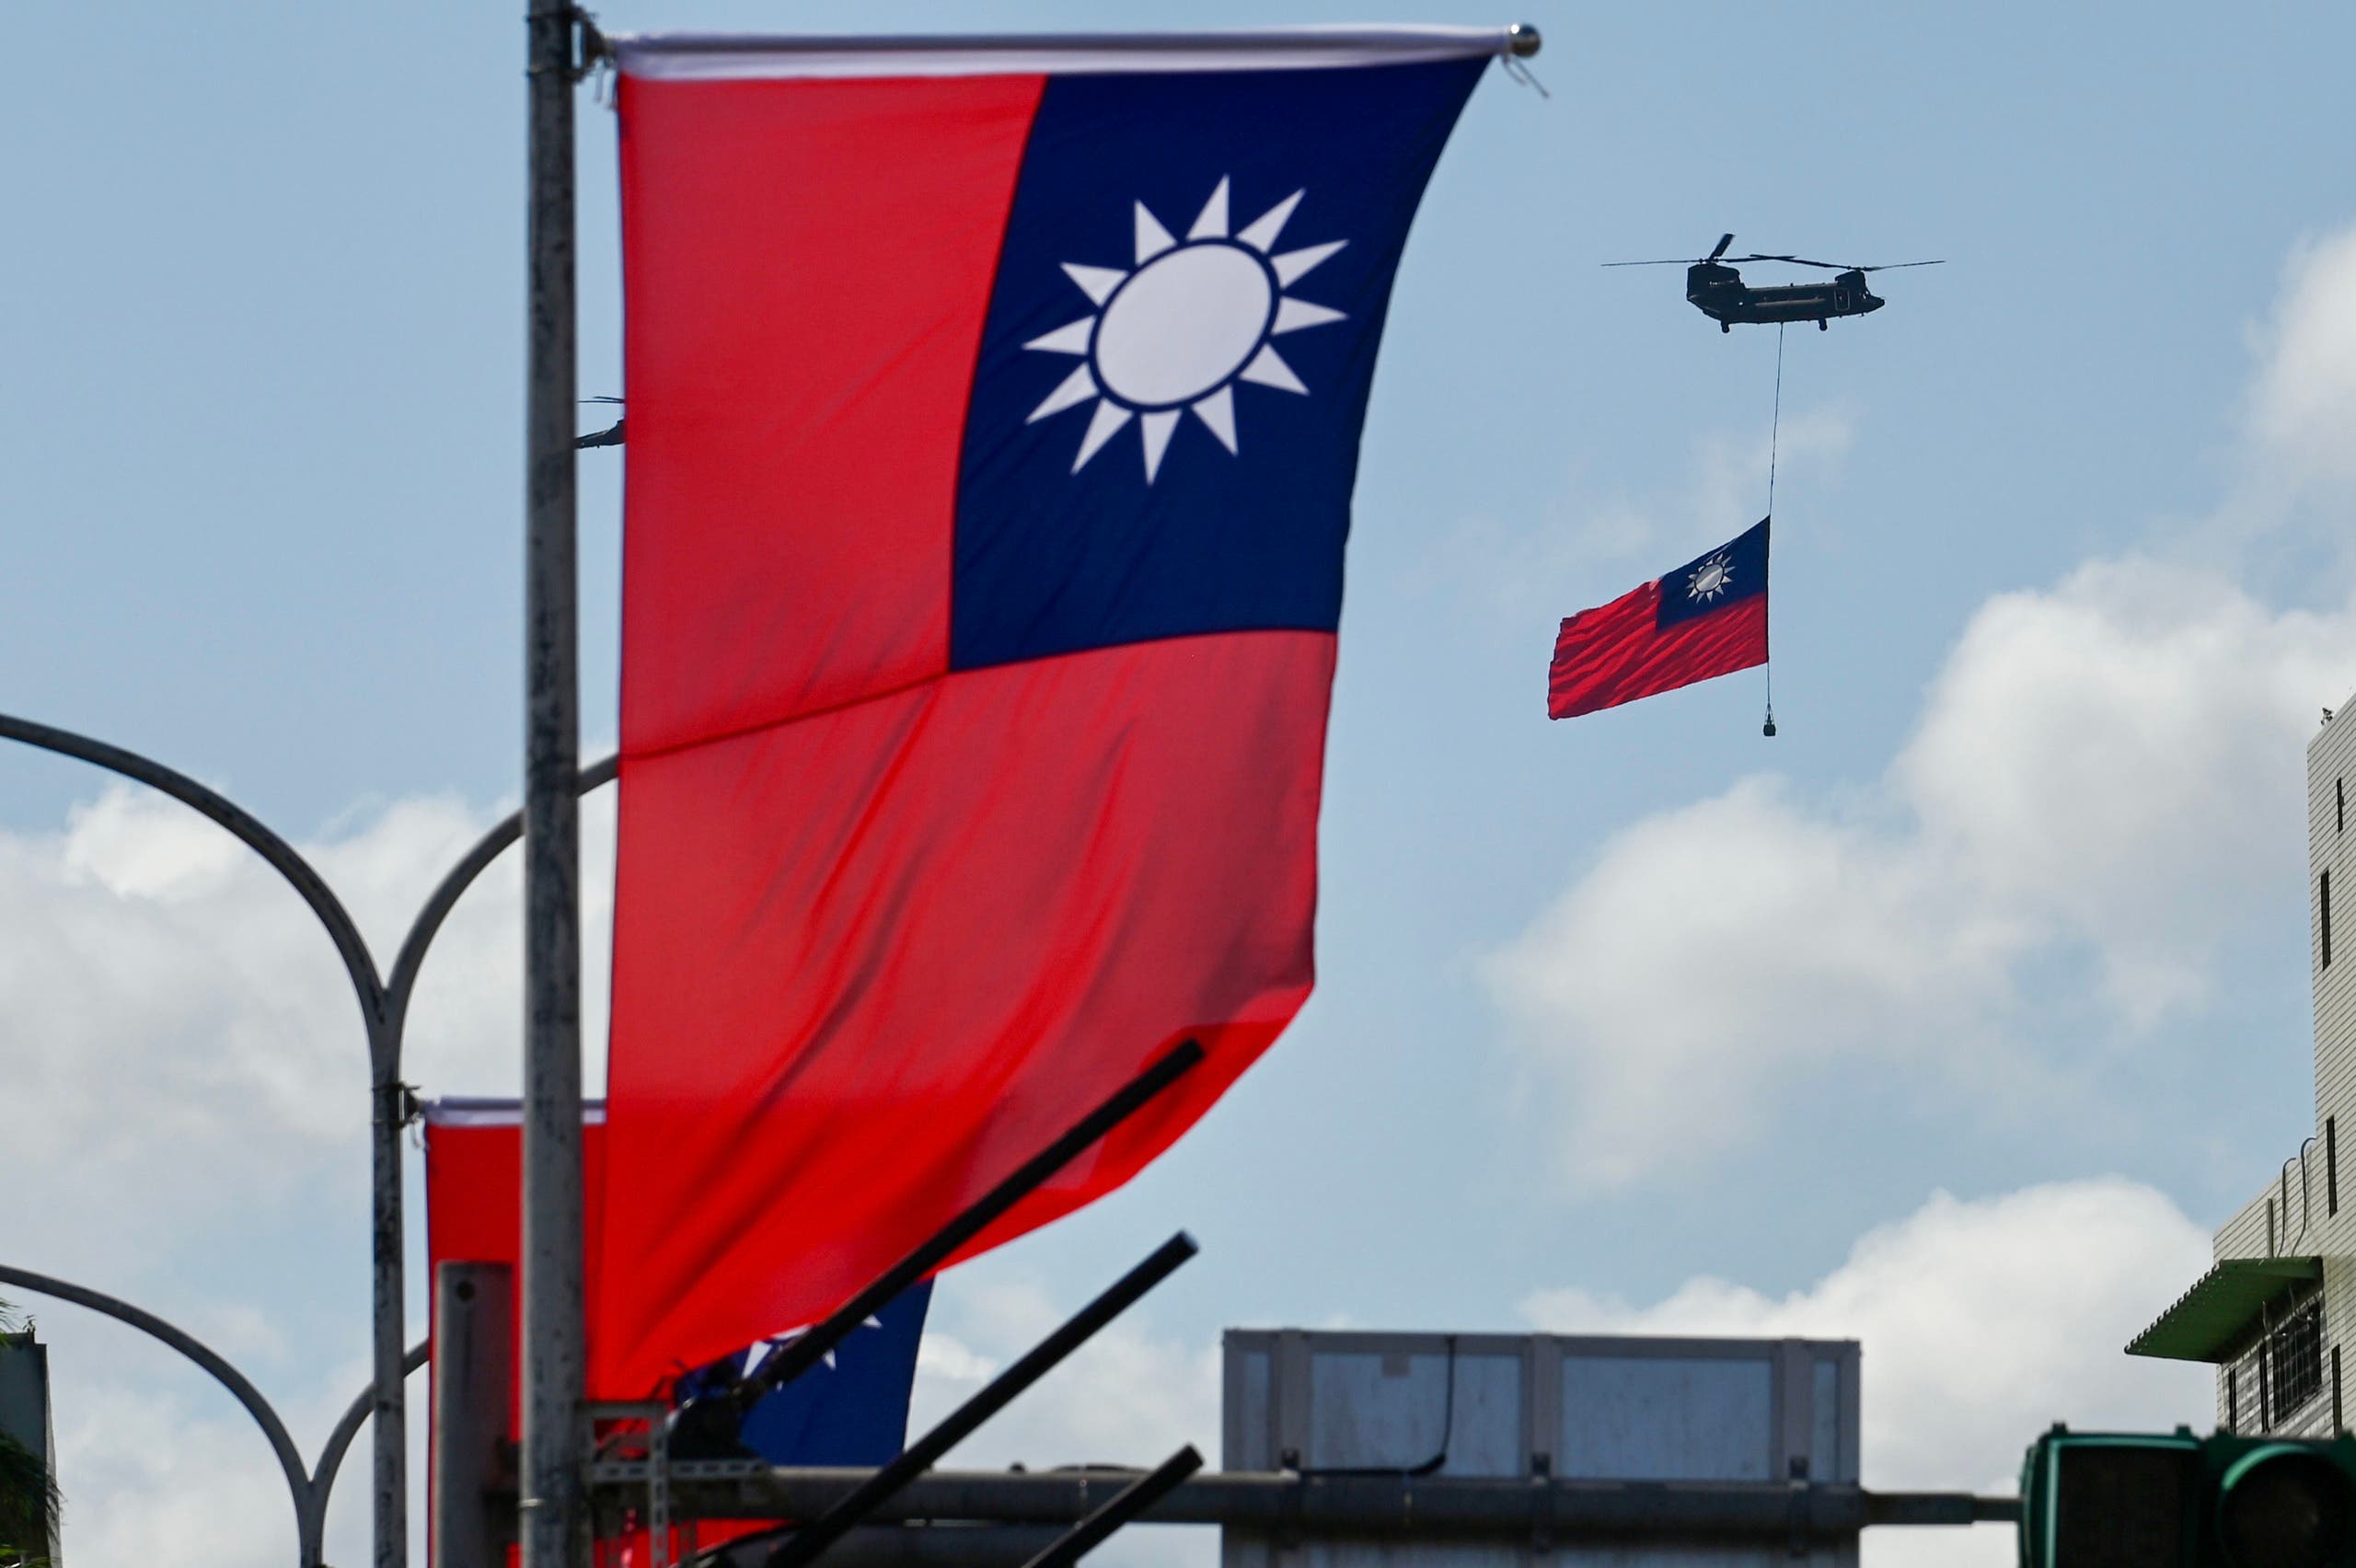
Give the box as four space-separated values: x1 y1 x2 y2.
1762 705 1777 738
1507 22 1542 56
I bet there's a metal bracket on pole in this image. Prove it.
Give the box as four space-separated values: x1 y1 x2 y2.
584 1401 674 1568
572 8 609 79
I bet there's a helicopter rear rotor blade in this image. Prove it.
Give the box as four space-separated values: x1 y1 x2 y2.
1599 258 1711 267
1738 253 1946 271
1707 232 1735 261
1731 253 1845 269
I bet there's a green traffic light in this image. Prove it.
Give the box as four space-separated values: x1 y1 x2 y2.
2020 1428 2356 1568
2217 1447 2355 1568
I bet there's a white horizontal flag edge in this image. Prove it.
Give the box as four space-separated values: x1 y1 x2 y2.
423 1096 609 1128
611 25 1534 82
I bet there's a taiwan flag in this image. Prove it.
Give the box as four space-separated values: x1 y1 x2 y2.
1547 518 1771 720
596 28 1517 1396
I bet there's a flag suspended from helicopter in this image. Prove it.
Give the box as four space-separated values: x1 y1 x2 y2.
1548 518 1769 720
594 25 1523 1398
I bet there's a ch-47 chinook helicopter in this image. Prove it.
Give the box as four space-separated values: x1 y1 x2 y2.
1605 234 1944 332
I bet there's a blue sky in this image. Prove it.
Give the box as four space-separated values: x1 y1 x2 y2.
7 2 2356 1562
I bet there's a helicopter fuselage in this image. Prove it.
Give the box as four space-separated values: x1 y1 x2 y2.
1684 262 1883 331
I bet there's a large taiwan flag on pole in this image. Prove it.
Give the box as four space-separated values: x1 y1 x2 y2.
596 26 1518 1397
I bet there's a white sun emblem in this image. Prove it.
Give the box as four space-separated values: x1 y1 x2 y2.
746 1312 886 1377
1023 176 1349 483
1687 552 1735 602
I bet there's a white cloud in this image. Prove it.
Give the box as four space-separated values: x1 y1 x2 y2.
2248 225 2356 490
1896 559 2352 1021
1 780 617 1253
1486 221 2356 1192
913 1276 1220 1568
32 1306 427 1568
1524 1180 2214 1568
0 778 613 1563
1489 558 2356 1189
914 1278 1218 1472
52 1387 300 1568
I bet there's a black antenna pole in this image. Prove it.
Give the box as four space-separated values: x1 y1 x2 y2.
1762 323 1784 739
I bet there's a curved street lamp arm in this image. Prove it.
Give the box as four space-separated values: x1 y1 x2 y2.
382 754 618 1040
316 1340 429 1513
0 713 387 1033
0 723 617 1568
0 1262 314 1533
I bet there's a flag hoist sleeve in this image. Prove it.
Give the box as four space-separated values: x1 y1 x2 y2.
598 30 1497 1396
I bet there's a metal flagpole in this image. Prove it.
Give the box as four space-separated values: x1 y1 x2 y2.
523 0 587 1562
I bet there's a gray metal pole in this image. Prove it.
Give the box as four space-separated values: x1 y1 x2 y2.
630 1468 2022 1534
371 1042 410 1568
433 1263 517 1568
521 0 586 1562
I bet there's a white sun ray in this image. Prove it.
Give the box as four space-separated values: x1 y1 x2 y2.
1135 202 1176 265
1272 298 1346 335
1027 363 1098 423
1188 177 1230 240
1025 317 1094 355
1062 262 1126 305
1073 399 1134 471
1237 190 1304 253
1192 386 1238 453
1272 240 1347 287
1140 409 1181 480
1237 343 1308 394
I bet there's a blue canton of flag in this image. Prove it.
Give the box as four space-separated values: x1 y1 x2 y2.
674 1281 933 1465
951 59 1485 671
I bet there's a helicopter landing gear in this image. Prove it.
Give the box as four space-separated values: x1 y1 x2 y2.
1817 318 1828 331
1721 320 1731 334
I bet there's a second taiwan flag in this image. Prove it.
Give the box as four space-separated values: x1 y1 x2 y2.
1548 518 1771 720
599 29 1514 1396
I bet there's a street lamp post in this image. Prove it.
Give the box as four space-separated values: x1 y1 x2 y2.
0 710 616 1568
0 1264 425 1568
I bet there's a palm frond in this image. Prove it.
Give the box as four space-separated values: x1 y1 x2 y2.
0 1428 59 1555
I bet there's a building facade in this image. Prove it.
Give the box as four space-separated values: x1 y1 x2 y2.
2128 698 2356 1435
0 1329 60 1565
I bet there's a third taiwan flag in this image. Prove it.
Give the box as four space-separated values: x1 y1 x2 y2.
1547 518 1770 720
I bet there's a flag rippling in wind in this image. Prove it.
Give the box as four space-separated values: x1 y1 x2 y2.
596 27 1514 1396
1547 518 1771 721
